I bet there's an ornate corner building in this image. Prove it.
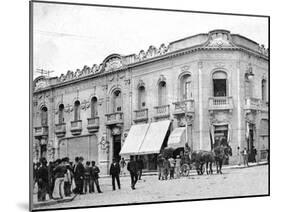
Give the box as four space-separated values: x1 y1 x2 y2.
32 29 269 174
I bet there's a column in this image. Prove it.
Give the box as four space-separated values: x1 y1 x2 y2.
237 62 242 148
198 61 203 149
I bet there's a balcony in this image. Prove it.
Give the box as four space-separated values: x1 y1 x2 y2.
55 123 66 138
173 99 195 116
154 105 170 119
244 98 268 112
134 108 149 123
34 126 48 139
70 120 82 135
105 112 124 126
87 117 100 133
208 96 233 112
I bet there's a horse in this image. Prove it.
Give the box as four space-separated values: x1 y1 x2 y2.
190 150 208 175
213 144 232 174
188 144 232 175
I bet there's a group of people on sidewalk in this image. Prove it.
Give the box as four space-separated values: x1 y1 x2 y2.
237 146 259 167
34 155 145 202
34 156 102 202
157 154 182 180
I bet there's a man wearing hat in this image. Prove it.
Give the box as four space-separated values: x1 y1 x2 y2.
109 158 121 190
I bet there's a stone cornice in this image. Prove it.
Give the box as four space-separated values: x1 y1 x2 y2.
33 30 268 94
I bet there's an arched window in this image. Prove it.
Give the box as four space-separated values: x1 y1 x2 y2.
158 81 167 106
138 86 146 109
261 79 267 101
180 74 192 99
212 71 227 97
58 104 64 124
112 90 122 112
91 97 98 118
41 106 48 126
74 100 80 121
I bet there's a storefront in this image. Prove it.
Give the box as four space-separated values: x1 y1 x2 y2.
120 120 171 171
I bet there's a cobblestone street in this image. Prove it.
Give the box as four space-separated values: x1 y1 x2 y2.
38 165 268 210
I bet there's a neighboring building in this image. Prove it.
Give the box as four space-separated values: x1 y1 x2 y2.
32 29 269 174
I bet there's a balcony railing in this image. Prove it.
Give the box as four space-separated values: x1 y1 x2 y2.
244 98 268 112
55 123 66 138
87 117 100 133
70 120 82 135
154 105 170 119
208 96 233 111
105 112 123 125
134 108 148 123
173 99 195 115
34 126 48 138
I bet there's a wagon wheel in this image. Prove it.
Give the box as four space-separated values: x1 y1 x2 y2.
181 164 190 177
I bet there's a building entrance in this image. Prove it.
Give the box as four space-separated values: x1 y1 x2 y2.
40 144 47 159
214 125 229 164
247 123 255 162
113 134 121 162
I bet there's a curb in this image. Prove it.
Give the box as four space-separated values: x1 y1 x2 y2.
33 195 78 209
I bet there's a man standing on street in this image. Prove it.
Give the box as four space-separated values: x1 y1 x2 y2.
157 154 164 180
127 156 138 190
90 161 102 193
74 157 85 194
37 158 49 201
242 148 249 167
83 161 91 194
136 156 144 180
109 158 121 190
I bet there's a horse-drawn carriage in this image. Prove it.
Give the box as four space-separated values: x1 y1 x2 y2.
161 143 232 177
179 150 206 176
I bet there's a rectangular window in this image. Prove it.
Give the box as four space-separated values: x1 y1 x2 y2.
213 79 226 97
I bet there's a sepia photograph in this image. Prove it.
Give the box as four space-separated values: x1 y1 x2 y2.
30 1 269 211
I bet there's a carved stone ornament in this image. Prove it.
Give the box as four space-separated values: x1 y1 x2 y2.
99 134 109 153
64 104 71 113
137 79 145 89
104 58 123 72
181 65 190 72
138 50 146 61
81 100 89 110
206 30 234 48
158 74 167 84
214 62 225 68
35 79 48 91
112 126 122 135
146 45 157 58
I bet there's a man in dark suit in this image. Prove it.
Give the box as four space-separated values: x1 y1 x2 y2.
90 161 102 193
37 158 49 201
74 157 85 194
127 156 138 190
136 156 144 180
109 158 121 190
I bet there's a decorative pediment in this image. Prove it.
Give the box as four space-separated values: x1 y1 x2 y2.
34 77 48 91
104 57 123 72
205 30 235 48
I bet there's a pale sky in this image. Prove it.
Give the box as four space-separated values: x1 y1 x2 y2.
33 2 268 78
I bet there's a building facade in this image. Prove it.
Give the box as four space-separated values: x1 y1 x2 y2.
32 29 269 174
